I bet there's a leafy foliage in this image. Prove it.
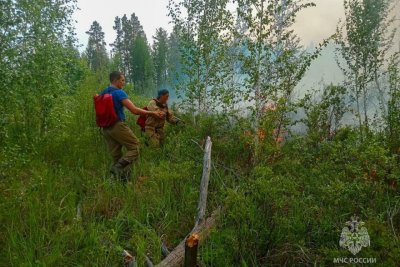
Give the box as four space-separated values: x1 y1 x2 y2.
168 0 236 115
335 0 397 134
1 0 400 266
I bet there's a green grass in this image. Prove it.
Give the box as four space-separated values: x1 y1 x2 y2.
1 77 399 266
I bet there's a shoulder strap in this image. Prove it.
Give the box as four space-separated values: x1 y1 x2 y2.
101 86 117 96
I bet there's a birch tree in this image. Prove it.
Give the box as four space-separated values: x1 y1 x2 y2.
168 0 235 117
235 0 322 159
335 0 396 135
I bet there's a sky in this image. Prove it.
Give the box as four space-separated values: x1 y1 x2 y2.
73 0 346 51
73 0 172 51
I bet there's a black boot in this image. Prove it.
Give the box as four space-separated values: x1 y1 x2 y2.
110 159 130 180
120 168 132 182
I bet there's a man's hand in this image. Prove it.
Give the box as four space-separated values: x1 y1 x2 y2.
122 99 150 116
122 99 164 118
151 111 165 119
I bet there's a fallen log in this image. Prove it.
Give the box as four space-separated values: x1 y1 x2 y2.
155 136 217 267
155 208 220 267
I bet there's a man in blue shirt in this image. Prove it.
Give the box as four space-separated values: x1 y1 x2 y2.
101 71 164 181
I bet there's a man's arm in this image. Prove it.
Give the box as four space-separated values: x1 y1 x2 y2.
166 109 180 124
122 99 163 118
147 100 167 118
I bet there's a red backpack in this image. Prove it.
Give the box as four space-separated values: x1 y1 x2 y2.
94 92 118 127
136 106 148 131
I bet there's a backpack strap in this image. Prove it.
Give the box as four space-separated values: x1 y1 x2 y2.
101 86 118 96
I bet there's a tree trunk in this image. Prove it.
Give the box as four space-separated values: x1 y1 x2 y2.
156 137 218 267
184 234 199 267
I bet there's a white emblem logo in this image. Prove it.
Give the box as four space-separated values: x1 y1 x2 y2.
339 216 370 255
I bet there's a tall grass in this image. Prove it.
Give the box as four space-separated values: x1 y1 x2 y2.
1 74 399 266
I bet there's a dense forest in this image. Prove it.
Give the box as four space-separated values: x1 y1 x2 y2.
1 0 400 266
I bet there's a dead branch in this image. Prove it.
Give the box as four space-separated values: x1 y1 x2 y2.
146 255 154 267
161 242 171 258
155 208 220 267
196 136 212 227
123 250 137 267
155 137 219 267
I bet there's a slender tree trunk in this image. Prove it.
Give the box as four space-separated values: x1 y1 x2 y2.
355 80 363 139
253 0 265 164
375 70 387 118
184 234 199 267
363 86 369 131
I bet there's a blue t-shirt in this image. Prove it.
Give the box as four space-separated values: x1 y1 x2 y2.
100 86 128 121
